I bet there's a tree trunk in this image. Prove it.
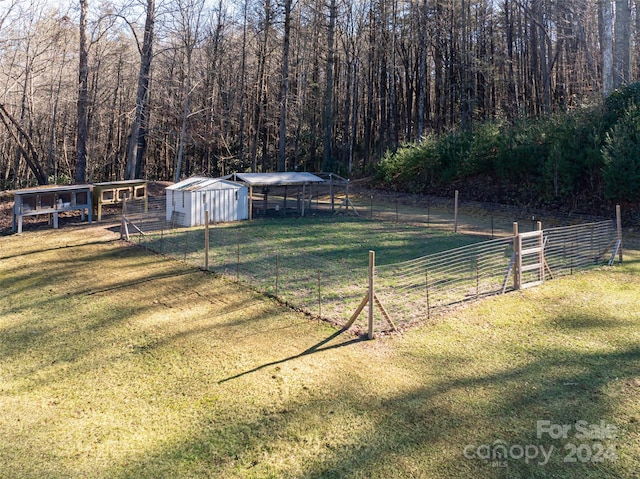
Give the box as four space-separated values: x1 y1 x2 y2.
613 0 630 88
126 0 155 180
322 0 337 171
278 0 292 171
75 0 88 183
599 0 614 96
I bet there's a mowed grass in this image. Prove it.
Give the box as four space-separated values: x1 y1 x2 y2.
142 215 487 325
1 225 639 478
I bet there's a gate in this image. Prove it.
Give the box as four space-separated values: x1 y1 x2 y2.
514 227 545 289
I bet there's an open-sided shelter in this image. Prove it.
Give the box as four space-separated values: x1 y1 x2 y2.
229 172 325 219
93 180 148 221
12 184 93 233
165 176 248 227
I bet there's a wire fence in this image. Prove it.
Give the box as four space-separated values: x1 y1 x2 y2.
376 220 618 330
120 196 620 334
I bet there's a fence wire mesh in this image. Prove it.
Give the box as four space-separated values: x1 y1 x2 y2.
120 196 619 334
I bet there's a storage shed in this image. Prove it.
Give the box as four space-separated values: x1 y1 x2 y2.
165 177 248 227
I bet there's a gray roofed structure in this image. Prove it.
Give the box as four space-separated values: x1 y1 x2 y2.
231 172 324 186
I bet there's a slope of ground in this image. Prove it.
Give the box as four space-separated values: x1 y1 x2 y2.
0 225 638 478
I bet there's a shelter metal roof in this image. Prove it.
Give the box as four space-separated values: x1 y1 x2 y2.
12 184 93 196
166 176 243 192
232 172 324 186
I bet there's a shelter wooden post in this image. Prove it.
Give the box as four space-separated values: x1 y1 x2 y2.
283 186 287 216
301 183 306 217
249 186 253 220
368 250 375 340
513 222 521 290
616 204 623 263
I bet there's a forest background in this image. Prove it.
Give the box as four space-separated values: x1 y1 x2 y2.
1 0 639 215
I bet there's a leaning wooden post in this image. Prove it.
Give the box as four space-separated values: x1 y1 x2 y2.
513 222 521 290
616 204 623 263
368 250 375 340
120 197 129 241
454 190 459 233
204 208 210 270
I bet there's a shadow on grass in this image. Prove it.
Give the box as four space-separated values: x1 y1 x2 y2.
0 238 118 261
218 328 365 384
104 312 639 479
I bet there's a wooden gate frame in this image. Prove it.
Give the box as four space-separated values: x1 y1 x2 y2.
513 221 546 290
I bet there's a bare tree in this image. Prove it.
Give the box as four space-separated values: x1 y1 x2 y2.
600 0 614 96
125 0 155 180
613 0 630 88
173 0 205 182
75 0 89 183
277 0 292 171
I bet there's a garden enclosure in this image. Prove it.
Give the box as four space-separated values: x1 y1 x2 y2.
120 195 621 335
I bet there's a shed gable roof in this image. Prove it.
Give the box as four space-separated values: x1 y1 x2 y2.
166 176 243 192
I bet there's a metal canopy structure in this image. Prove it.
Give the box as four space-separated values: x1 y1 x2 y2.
231 172 324 186
227 172 325 219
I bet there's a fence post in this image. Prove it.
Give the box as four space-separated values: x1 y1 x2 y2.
513 222 521 290
454 190 459 233
425 268 430 320
537 221 544 282
475 256 480 298
204 209 209 270
371 194 374 219
317 270 322 318
426 200 430 228
236 232 240 282
616 204 623 263
368 250 375 340
275 251 279 297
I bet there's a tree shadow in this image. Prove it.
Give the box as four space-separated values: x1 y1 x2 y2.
218 328 365 384
101 313 639 479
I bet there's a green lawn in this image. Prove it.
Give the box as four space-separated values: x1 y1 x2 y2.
140 215 487 328
1 225 638 478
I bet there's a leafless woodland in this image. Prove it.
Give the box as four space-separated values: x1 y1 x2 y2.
0 0 638 187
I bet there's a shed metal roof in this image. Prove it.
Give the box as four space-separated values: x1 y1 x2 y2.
232 172 324 186
166 176 244 192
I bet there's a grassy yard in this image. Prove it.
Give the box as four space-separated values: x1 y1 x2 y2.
140 215 486 328
1 225 639 478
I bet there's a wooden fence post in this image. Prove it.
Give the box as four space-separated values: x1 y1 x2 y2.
513 222 521 290
368 250 375 340
537 221 544 282
318 270 322 318
616 204 623 263
204 209 210 270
